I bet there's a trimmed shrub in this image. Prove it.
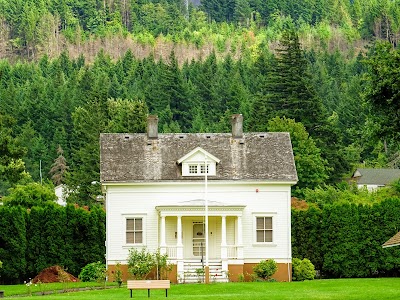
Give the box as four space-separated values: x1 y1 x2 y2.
0 204 105 284
79 261 106 282
292 258 315 281
0 205 27 284
253 259 278 280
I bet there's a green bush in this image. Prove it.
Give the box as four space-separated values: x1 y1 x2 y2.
78 261 106 282
127 248 155 280
292 258 315 281
3 182 57 208
154 250 172 280
253 259 278 280
113 262 123 287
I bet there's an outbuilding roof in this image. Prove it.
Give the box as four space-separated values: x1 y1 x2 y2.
352 168 400 186
100 132 298 183
383 231 400 248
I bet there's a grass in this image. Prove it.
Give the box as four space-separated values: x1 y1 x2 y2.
1 278 400 299
0 281 116 297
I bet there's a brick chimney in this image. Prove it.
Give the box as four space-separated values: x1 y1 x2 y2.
231 114 243 138
147 115 158 139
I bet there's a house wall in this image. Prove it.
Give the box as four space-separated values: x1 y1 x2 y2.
105 181 292 279
357 184 382 191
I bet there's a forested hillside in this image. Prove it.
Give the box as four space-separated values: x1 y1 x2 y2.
1 0 400 205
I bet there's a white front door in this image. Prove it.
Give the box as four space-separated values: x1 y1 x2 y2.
182 217 219 259
192 222 205 257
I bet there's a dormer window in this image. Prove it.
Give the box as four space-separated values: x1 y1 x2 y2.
189 165 198 174
177 147 220 177
188 164 210 175
200 165 209 174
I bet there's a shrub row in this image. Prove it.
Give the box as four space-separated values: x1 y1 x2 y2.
0 203 105 284
1 198 399 283
292 198 400 278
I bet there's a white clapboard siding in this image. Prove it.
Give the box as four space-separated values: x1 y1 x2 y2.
106 182 291 265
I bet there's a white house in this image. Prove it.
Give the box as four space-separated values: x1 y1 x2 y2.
351 168 400 191
54 184 67 206
100 114 298 283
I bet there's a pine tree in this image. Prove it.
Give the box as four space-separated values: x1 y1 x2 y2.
264 28 326 133
252 29 350 182
49 145 68 186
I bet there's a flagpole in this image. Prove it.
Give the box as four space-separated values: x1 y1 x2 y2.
204 154 209 283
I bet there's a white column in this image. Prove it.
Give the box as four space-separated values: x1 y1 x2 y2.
237 216 244 259
177 216 183 248
221 216 227 258
176 216 184 282
160 216 166 255
221 216 228 280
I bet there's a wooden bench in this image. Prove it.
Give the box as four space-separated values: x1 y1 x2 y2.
127 280 170 298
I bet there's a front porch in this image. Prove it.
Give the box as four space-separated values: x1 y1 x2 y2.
156 201 246 283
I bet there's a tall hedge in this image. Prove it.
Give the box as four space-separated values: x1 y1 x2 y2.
292 198 400 278
0 204 105 284
0 206 27 284
292 207 323 271
2 199 399 282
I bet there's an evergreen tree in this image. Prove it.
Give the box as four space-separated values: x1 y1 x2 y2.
253 29 350 182
66 98 107 206
165 51 191 131
0 113 29 194
49 145 69 186
262 28 326 133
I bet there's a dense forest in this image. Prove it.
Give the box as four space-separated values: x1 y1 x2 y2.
1 0 400 205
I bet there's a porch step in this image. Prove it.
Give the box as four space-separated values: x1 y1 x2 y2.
182 260 227 283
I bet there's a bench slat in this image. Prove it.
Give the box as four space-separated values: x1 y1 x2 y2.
128 280 170 298
127 280 170 289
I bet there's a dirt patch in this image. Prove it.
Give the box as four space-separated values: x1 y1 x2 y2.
32 265 79 283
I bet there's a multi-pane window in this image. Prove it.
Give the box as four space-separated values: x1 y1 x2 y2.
126 218 143 244
256 217 273 242
188 164 209 175
189 165 198 174
200 164 209 174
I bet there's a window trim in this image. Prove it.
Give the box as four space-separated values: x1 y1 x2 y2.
182 162 215 176
252 213 275 245
124 214 146 246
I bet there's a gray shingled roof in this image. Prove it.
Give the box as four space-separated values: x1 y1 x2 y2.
352 168 400 185
100 133 298 183
383 231 400 248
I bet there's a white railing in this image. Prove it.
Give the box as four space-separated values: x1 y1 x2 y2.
192 241 206 257
166 247 177 259
227 246 238 259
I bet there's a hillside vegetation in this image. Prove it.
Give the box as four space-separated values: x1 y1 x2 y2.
0 0 399 60
1 0 400 205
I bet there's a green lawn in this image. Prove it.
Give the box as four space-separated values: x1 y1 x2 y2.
1 278 400 299
0 281 116 297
